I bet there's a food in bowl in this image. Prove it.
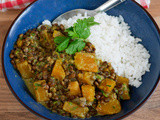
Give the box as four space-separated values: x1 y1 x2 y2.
9 12 150 118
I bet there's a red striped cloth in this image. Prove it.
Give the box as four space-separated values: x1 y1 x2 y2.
135 0 150 8
0 0 35 11
0 0 150 12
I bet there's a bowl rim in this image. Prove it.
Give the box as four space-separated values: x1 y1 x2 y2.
1 0 160 120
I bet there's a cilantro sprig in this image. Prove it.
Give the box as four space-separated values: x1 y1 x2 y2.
54 17 99 55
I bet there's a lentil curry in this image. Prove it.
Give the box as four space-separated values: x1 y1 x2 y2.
9 18 130 118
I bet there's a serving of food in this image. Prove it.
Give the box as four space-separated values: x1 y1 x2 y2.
9 12 151 119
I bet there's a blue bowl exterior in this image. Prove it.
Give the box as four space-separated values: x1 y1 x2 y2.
2 0 160 120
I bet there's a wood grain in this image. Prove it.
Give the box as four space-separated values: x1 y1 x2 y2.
0 0 160 120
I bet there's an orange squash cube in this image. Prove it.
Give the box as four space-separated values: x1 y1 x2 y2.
81 85 95 102
96 93 121 115
116 76 129 87
16 60 33 79
118 83 130 100
33 80 50 102
17 39 23 48
99 78 116 93
74 52 98 72
78 72 95 85
51 59 65 81
68 81 81 96
63 101 89 118
53 30 64 38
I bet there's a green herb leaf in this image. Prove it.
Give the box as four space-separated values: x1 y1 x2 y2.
120 96 123 100
65 27 74 32
54 36 69 44
53 101 58 104
34 83 42 86
65 39 86 55
106 85 111 87
35 88 38 90
68 31 79 39
57 38 70 52
83 17 100 27
74 19 90 39
15 49 20 55
69 102 73 105
59 17 99 55
114 88 118 94
96 75 102 80
71 106 78 110
32 33 35 36
20 37 23 40
112 106 115 109
123 87 126 91
101 90 108 97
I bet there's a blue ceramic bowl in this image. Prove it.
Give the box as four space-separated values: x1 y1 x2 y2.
2 0 160 119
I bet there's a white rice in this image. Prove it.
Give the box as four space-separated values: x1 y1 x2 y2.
42 12 151 88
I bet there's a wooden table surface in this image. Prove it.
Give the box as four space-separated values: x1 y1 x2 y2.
0 1 160 120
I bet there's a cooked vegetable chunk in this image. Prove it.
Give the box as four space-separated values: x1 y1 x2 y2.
96 93 121 115
33 80 50 102
51 59 65 81
116 76 129 86
99 78 116 93
118 83 130 100
16 60 33 79
68 81 81 96
82 85 95 102
17 39 23 48
63 101 89 118
78 72 95 85
40 29 52 42
74 52 98 72
53 30 64 38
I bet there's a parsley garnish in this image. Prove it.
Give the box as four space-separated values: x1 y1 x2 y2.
54 17 99 55
69 102 73 105
53 101 58 104
65 39 86 55
120 96 123 100
35 88 38 90
32 33 35 36
101 90 108 97
20 37 23 40
71 106 78 110
123 87 126 91
106 85 111 87
114 88 118 94
34 83 41 86
96 75 102 80
113 106 115 109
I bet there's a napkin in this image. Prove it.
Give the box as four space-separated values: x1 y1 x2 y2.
0 0 150 12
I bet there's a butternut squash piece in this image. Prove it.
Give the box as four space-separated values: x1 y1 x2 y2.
96 93 121 115
74 52 98 72
16 60 33 79
81 85 95 102
51 59 65 81
78 72 95 85
53 30 64 38
68 81 81 96
41 29 52 42
17 39 23 48
99 78 116 93
63 101 89 118
116 76 129 87
118 83 130 100
33 80 50 102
